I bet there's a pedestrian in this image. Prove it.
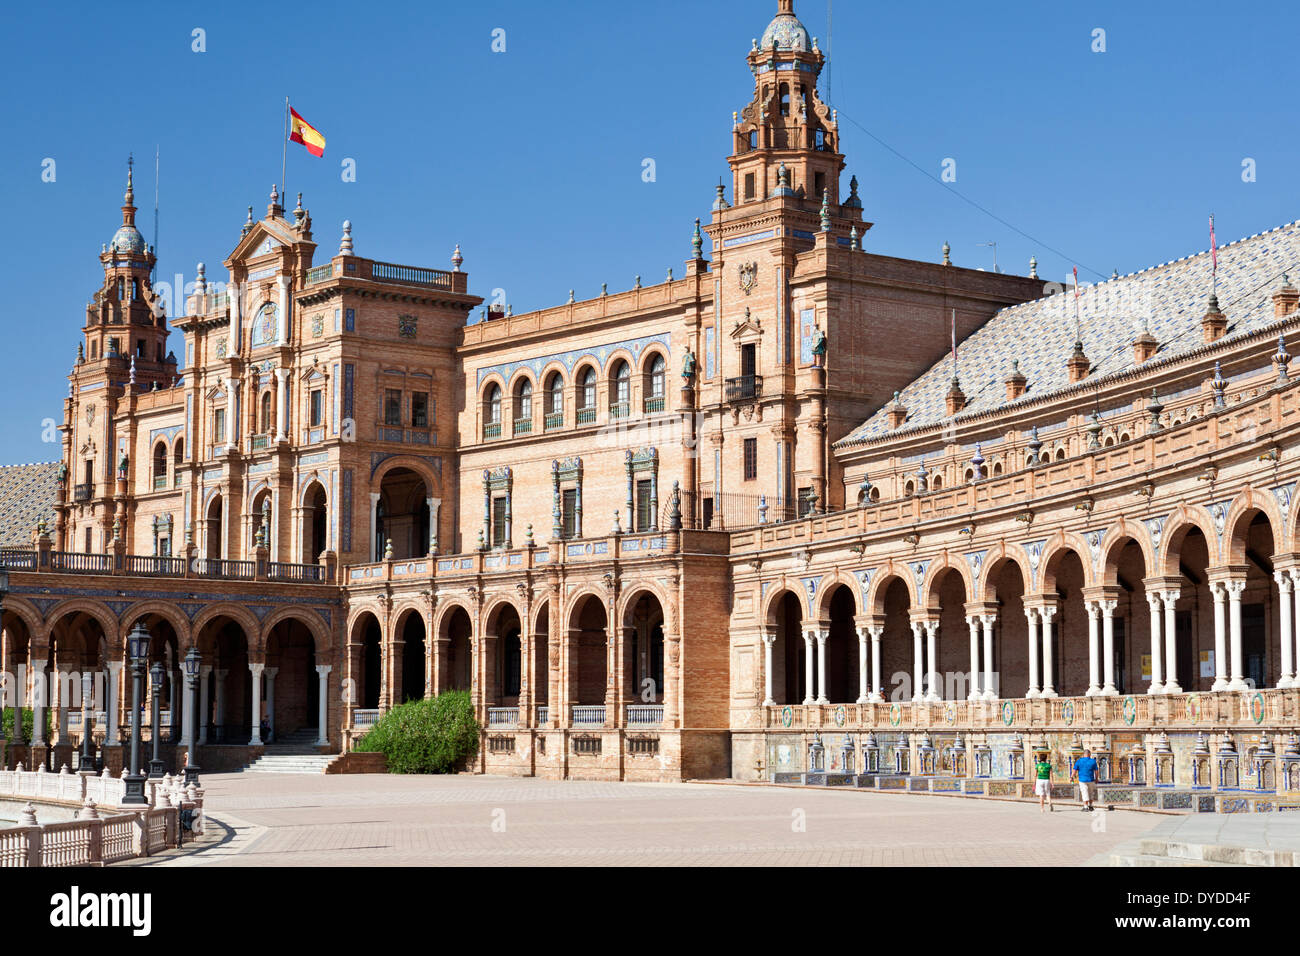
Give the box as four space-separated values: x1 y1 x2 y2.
1072 747 1099 811
1034 750 1053 812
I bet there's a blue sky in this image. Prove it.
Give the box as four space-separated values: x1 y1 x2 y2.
0 0 1295 463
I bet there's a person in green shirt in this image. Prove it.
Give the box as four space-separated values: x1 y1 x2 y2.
1034 752 1054 812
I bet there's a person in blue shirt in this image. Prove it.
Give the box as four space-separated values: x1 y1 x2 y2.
1072 749 1099 811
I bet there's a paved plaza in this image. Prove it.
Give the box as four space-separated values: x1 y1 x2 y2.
149 774 1160 867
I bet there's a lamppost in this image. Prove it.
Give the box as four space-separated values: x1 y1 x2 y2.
148 660 165 778
79 669 94 771
181 647 201 786
122 623 150 806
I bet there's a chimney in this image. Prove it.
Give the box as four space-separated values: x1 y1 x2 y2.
886 391 908 430
945 378 967 416
1202 292 1227 343
1066 341 1090 383
1132 327 1159 364
1273 276 1298 319
1004 360 1028 401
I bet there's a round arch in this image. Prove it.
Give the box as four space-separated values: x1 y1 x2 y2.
761 581 809 625
260 606 333 656
866 565 917 616
1098 520 1156 586
813 570 863 619
1039 532 1096 593
1224 491 1286 565
920 557 974 612
1158 507 1222 576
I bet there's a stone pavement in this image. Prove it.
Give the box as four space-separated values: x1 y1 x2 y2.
148 773 1160 867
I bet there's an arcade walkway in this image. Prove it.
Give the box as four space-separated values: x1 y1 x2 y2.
154 772 1155 866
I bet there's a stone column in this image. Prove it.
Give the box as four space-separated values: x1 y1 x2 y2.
1146 591 1165 694
801 628 815 705
1085 602 1101 696
1101 599 1118 696
1277 571 1295 688
276 275 290 347
1039 605 1058 698
1210 582 1228 692
1227 580 1247 691
966 616 981 701
315 665 331 746
213 668 227 742
924 620 940 702
981 615 996 701
869 626 884 702
856 627 870 704
910 621 924 703
248 663 264 745
264 667 278 742
198 665 211 744
56 672 69 743
762 630 776 707
1162 590 1181 694
815 628 828 704
274 368 289 443
30 659 46 746
1024 608 1040 699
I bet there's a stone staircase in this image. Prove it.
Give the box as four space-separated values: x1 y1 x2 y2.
243 729 337 775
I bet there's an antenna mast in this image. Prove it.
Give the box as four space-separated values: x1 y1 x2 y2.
152 146 159 281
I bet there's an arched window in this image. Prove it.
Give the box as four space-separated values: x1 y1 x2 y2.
645 354 666 411
904 481 915 498
513 379 533 435
992 462 1003 476
173 438 183 482
610 360 630 417
545 373 564 429
484 384 502 438
780 83 791 117
152 442 167 488
1055 447 1067 461
577 367 597 423
932 474 943 490
260 392 273 434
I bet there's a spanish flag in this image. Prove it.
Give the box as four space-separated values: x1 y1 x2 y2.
289 106 326 157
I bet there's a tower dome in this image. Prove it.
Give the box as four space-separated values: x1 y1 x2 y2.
110 224 146 253
760 1 810 52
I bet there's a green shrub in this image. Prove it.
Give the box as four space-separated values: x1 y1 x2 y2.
1 708 52 740
353 692 479 774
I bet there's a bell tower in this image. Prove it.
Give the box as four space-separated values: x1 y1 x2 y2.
80 158 173 386
729 0 846 213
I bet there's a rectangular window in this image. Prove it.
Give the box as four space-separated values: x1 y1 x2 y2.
797 486 813 517
744 438 758 481
310 390 323 428
213 408 226 444
562 489 577 540
83 459 93 485
702 497 715 530
491 496 508 547
159 536 171 557
84 527 93 553
635 479 653 532
345 308 356 332
412 392 429 428
744 172 756 201
384 389 402 425
814 171 826 197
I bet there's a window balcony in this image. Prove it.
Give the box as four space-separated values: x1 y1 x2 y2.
152 475 167 491
576 408 596 425
250 433 269 452
483 422 502 439
73 483 93 502
513 419 533 436
609 401 630 420
725 374 763 403
643 396 666 414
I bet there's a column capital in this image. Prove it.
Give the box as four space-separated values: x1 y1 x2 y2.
1022 593 1058 613
1206 564 1250 586
1081 584 1122 605
1275 568 1296 592
853 613 885 630
315 664 333 677
1143 574 1184 595
963 600 998 619
248 662 265 677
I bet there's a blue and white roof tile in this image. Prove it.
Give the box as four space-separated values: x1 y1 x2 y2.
838 219 1300 447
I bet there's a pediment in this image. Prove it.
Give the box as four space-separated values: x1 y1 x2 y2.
225 217 302 267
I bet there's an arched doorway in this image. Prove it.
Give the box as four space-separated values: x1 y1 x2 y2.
570 595 607 711
375 467 431 561
624 592 665 703
875 576 912 702
487 604 522 706
442 607 472 692
824 585 857 704
353 613 382 709
399 610 426 703
196 615 252 744
205 494 223 561
768 590 804 705
986 559 1028 699
265 617 318 740
1042 549 1089 696
301 482 327 563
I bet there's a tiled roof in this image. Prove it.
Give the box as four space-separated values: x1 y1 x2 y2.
0 462 59 548
839 219 1300 446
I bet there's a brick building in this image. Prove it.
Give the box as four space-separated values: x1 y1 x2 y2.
3 2 1299 794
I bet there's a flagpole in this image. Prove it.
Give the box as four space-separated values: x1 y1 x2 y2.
281 96 289 204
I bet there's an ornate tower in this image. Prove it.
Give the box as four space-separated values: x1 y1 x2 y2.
81 158 173 384
729 0 847 215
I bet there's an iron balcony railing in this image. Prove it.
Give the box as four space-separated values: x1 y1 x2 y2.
725 374 763 402
513 419 533 436
576 407 596 425
73 483 93 502
544 412 563 431
483 422 502 439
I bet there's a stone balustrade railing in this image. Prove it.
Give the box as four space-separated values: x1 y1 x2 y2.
0 765 203 867
765 688 1299 733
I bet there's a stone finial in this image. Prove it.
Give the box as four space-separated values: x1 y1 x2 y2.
242 205 254 236
1274 333 1291 384
1028 256 1038 279
1025 426 1044 467
757 493 768 524
820 188 831 232
1202 291 1227 342
941 241 951 266
713 182 730 211
1211 361 1227 408
1146 388 1164 433
79 799 99 820
339 220 353 255
612 510 622 535
384 537 394 560
451 244 463 272
886 391 908 430
129 355 137 386
669 481 682 530
18 803 37 827
76 342 85 364
666 267 673 282
567 289 575 304
969 444 985 482
691 218 704 259
1004 359 1028 401
1086 409 1103 449
849 226 859 251
858 475 874 505
634 275 641 290
195 262 207 296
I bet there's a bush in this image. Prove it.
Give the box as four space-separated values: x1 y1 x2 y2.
353 692 479 774
1 708 52 741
